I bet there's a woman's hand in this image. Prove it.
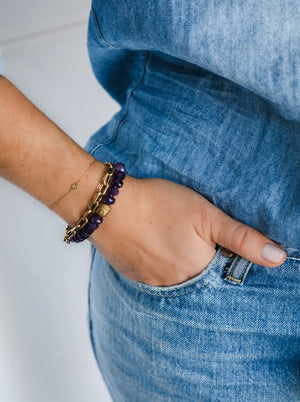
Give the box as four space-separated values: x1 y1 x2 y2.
0 76 286 286
90 175 287 287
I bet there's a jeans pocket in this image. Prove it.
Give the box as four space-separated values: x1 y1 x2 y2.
107 245 227 298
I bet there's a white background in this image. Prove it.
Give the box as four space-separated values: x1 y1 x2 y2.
0 1 119 401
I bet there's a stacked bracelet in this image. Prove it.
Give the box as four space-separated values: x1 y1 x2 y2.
63 161 126 244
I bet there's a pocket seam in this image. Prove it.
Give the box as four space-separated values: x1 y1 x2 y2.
110 247 223 298
127 281 209 298
105 264 210 298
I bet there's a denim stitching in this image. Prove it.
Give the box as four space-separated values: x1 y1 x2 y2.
90 51 150 156
105 267 209 298
91 6 119 49
102 263 297 335
117 249 225 297
90 244 97 265
224 255 240 279
131 285 208 298
224 256 252 286
237 262 252 285
104 255 224 298
236 261 251 281
225 275 242 284
87 245 98 362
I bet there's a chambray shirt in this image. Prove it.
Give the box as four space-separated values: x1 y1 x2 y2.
1 1 299 250
86 0 300 250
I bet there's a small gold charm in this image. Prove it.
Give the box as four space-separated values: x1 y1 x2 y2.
96 203 111 217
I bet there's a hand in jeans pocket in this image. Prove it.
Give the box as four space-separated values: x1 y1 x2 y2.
90 175 286 287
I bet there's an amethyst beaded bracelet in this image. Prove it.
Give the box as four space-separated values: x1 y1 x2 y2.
63 162 126 244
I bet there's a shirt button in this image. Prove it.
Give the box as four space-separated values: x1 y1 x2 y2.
221 247 235 258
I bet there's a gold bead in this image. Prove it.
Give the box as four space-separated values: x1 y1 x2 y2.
96 203 111 217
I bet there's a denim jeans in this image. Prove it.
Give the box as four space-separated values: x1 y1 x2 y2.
85 1 300 400
88 244 300 401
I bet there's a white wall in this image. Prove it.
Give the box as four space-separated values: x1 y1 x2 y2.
0 1 119 401
0 0 90 43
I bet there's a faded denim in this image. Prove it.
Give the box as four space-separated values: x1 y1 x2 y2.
88 244 300 401
86 0 300 250
85 1 300 400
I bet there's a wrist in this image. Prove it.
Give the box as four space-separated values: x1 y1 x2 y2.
51 160 106 226
89 173 137 246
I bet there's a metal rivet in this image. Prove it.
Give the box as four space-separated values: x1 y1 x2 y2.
221 248 235 258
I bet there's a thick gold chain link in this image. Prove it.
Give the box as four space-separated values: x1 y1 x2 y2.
63 162 114 243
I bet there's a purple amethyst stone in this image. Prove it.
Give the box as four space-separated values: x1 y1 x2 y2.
113 171 126 181
70 233 81 243
111 179 123 189
103 195 115 205
113 162 126 174
72 230 88 243
82 224 95 236
107 187 119 197
90 214 103 226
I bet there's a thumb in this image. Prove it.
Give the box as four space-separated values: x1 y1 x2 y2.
208 207 286 267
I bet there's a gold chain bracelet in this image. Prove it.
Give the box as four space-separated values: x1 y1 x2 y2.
63 161 115 243
49 158 97 210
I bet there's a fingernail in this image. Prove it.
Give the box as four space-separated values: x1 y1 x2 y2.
261 244 286 263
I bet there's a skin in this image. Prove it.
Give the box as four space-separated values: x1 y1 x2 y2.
0 76 286 286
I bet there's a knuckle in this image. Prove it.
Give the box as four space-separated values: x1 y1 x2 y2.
192 198 214 240
231 224 254 254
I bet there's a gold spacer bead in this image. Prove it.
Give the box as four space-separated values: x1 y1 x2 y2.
96 203 111 218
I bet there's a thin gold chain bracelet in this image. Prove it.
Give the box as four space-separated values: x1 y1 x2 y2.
49 158 97 210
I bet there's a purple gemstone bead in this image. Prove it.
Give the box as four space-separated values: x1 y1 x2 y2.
75 230 88 242
111 179 123 189
87 222 99 231
81 229 90 238
90 214 103 226
107 187 119 197
82 224 95 236
103 195 115 205
70 233 81 243
113 171 126 181
113 162 126 174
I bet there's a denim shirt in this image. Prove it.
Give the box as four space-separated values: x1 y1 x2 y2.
86 0 300 250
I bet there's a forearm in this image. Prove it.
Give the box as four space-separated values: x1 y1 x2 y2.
0 76 286 272
0 75 105 225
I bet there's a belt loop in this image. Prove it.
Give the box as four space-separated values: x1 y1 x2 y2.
222 249 252 286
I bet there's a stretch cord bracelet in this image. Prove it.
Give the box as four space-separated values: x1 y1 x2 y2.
63 161 126 244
